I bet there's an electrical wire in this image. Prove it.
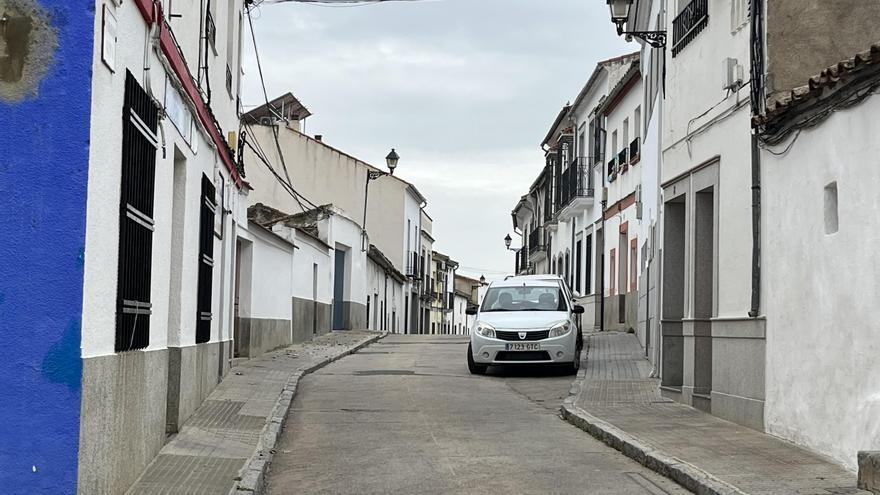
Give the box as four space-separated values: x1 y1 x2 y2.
243 136 318 211
759 77 880 148
243 123 320 211
245 7 323 213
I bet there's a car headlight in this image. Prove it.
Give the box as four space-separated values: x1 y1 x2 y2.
474 322 496 338
549 321 571 338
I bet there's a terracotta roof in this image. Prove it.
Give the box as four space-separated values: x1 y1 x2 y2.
761 41 880 122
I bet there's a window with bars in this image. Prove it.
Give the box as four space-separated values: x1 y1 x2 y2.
196 174 217 344
116 71 159 352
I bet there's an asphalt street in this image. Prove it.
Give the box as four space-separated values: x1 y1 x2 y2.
266 334 688 495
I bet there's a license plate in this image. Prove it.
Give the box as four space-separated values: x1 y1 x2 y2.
505 343 540 351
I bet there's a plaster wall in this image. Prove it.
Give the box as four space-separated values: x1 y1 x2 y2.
291 233 333 304
290 230 333 341
763 93 880 471
452 294 470 335
243 125 412 272
365 258 405 333
0 1 93 490
246 225 294 321
234 224 294 357
638 87 662 360
327 210 368 307
605 78 644 207
765 0 880 104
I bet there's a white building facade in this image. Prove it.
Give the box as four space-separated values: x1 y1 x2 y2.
241 100 431 335
77 0 248 492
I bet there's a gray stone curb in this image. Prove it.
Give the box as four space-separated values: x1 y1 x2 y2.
561 337 746 495
230 331 388 495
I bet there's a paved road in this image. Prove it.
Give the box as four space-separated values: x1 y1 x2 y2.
266 335 688 495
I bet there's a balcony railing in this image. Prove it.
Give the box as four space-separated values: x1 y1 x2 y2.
618 148 629 173
630 138 640 163
559 158 595 208
672 0 709 57
528 227 545 253
406 251 420 278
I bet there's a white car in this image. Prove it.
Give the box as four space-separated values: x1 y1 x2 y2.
466 276 584 375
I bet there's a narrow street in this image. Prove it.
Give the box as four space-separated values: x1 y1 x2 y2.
266 335 688 495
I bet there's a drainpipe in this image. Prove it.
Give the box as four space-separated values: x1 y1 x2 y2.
599 201 606 332
748 0 764 318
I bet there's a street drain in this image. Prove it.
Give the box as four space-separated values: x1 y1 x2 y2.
354 370 415 376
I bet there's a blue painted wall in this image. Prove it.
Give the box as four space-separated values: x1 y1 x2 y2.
0 0 94 492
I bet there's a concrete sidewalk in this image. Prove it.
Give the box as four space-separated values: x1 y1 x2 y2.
126 330 384 495
562 331 868 495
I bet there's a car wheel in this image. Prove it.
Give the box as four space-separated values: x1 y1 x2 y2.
564 346 582 375
467 343 487 375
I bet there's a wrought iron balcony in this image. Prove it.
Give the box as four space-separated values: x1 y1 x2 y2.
559 158 595 208
672 0 709 57
406 251 420 278
528 227 545 254
630 138 640 163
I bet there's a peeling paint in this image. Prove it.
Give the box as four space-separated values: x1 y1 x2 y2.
0 0 57 102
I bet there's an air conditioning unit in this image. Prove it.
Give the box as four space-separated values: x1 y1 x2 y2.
259 116 276 126
722 58 744 91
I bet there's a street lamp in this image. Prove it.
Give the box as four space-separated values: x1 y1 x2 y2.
386 148 399 171
362 148 399 251
479 275 486 286
606 0 667 48
504 234 512 249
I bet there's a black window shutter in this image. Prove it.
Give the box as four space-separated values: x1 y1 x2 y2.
196 174 217 344
115 71 159 352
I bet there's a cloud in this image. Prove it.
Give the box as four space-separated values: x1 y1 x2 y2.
243 0 630 275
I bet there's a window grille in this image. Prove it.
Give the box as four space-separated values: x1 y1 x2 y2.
196 174 217 344
672 0 709 57
116 71 159 352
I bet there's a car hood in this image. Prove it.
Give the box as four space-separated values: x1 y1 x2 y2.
477 311 568 330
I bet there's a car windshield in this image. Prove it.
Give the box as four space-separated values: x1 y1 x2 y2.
480 286 567 312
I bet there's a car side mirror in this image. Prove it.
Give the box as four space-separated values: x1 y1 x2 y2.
572 305 585 315
465 306 478 316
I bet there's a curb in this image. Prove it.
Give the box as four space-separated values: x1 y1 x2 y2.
230 331 388 494
561 337 747 495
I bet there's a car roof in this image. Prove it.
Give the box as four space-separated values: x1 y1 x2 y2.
490 279 559 288
505 274 564 281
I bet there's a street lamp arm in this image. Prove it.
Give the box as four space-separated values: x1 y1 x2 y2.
620 29 667 48
367 170 389 181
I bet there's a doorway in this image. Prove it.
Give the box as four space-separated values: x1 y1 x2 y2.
333 248 346 330
312 263 319 335
693 186 715 397
661 196 686 389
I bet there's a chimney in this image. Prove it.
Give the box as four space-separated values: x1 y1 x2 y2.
314 135 323 142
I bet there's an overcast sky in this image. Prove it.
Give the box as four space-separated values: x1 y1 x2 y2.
242 0 629 280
